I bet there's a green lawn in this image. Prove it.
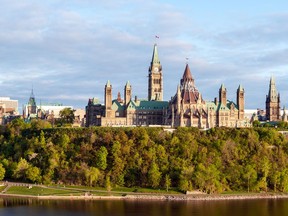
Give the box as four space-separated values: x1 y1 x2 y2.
0 185 6 192
62 185 182 194
6 186 83 196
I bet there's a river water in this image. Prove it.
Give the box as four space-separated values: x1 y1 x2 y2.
0 198 288 216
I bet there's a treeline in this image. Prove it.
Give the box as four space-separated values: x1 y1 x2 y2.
0 118 288 193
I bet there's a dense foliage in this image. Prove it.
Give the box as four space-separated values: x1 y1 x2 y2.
1 118 288 193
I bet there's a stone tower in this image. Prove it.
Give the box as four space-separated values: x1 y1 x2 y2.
124 81 131 106
219 84 227 106
237 84 245 119
148 44 163 101
104 80 112 118
266 76 281 121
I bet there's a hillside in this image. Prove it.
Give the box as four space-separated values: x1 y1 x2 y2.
0 118 288 194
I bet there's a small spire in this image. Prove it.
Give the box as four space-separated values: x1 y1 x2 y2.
30 86 35 98
238 84 244 91
270 75 275 86
220 84 226 90
106 80 111 87
126 80 131 87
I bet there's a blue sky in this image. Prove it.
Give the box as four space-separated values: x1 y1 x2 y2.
1 0 288 110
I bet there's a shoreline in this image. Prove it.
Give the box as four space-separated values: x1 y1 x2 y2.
1 193 288 201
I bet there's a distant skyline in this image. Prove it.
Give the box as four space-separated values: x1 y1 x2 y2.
1 0 288 110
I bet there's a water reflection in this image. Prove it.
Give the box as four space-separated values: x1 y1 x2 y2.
0 197 288 216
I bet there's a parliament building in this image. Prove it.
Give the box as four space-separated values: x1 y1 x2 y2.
86 44 249 128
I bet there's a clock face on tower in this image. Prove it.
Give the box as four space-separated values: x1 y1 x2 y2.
154 67 159 72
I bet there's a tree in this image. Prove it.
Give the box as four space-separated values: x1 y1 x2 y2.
26 166 41 183
96 146 108 170
165 174 171 192
13 158 30 180
31 119 52 130
148 162 161 188
105 175 112 192
85 167 101 186
59 108 75 125
0 164 5 181
243 164 257 192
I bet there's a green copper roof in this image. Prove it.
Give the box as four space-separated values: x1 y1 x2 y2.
127 100 168 110
151 44 160 64
112 100 125 111
206 100 239 112
106 80 111 87
28 88 36 106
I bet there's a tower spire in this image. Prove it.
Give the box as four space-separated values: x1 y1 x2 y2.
148 44 163 101
268 76 278 102
151 43 160 64
266 76 281 121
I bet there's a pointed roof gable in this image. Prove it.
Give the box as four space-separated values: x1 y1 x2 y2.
151 44 160 64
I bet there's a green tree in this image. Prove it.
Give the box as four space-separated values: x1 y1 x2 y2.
194 163 222 194
13 158 30 180
0 164 6 180
105 175 112 192
31 119 52 130
148 162 161 188
165 174 171 192
26 166 41 183
243 164 257 192
85 167 101 186
96 146 108 170
59 108 75 125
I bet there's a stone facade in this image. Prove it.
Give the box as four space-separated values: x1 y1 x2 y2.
86 44 248 128
167 64 248 128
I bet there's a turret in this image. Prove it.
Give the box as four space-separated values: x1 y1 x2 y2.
105 80 112 118
237 84 244 119
124 81 131 106
219 84 227 106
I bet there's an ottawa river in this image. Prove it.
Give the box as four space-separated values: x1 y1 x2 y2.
1 198 288 215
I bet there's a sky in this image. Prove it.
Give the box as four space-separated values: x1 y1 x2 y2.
1 0 288 110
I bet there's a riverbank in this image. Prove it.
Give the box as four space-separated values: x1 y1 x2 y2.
2 192 288 201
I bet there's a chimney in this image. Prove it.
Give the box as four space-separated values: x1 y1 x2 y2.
214 97 218 106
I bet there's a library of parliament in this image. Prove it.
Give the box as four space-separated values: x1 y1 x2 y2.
86 44 252 128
